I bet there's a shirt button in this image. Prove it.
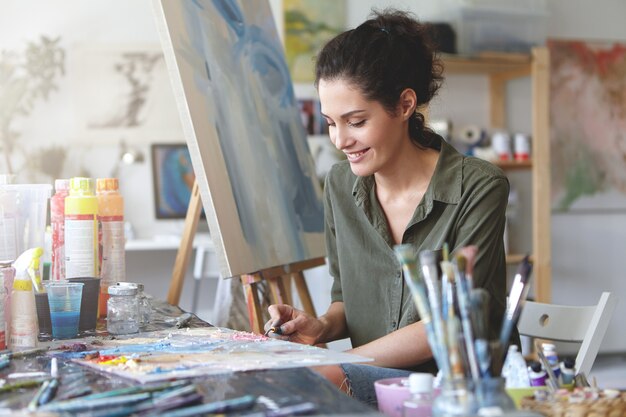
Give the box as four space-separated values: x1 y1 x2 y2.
396 271 402 278
391 321 397 328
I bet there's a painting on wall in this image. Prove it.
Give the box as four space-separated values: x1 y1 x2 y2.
549 39 626 212
70 44 183 143
153 0 325 278
151 143 206 219
283 0 346 83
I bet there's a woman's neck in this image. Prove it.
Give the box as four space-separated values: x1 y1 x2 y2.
374 143 440 201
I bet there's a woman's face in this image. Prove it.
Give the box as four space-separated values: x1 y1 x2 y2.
318 78 411 177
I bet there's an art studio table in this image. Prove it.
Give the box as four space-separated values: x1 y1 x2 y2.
0 300 379 416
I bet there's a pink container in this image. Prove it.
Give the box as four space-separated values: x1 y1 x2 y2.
374 377 411 417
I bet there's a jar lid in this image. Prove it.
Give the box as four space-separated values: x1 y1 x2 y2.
408 372 433 394
109 283 138 296
117 281 144 292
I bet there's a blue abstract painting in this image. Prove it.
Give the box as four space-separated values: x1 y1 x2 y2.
154 0 325 277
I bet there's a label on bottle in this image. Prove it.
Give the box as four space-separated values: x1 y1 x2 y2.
10 316 38 349
0 216 18 261
99 218 125 287
65 215 98 278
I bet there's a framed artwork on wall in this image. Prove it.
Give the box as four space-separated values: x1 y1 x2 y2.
549 39 626 212
69 44 183 143
150 143 199 219
283 0 346 83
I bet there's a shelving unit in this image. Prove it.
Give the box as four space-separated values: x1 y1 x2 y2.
439 48 551 302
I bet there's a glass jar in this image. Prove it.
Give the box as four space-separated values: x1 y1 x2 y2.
476 377 516 415
136 283 151 327
432 378 476 417
117 282 151 327
107 283 139 335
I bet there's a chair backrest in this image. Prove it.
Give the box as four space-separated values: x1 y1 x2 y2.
517 292 617 377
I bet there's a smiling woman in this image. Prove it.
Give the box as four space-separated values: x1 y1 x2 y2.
265 8 512 407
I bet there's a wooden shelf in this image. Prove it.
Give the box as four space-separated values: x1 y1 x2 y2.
441 53 531 78
439 48 551 302
496 160 532 170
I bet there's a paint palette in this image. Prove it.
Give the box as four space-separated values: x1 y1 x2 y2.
49 327 370 383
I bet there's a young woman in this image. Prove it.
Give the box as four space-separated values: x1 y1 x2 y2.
266 9 511 405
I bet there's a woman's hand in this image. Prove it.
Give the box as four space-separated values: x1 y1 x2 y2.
265 304 325 345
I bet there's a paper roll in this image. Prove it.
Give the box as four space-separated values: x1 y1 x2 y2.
458 125 483 145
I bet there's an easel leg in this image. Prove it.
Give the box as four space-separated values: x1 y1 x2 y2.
241 274 264 334
293 271 317 317
167 180 202 306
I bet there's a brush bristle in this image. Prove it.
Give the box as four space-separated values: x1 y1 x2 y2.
455 254 466 273
394 244 416 263
419 250 437 266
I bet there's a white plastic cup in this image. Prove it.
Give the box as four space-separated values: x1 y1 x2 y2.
0 184 52 263
491 132 512 161
514 133 531 161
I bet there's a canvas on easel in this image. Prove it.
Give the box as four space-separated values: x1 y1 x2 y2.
153 0 325 279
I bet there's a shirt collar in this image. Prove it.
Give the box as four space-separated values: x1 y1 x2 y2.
352 136 463 205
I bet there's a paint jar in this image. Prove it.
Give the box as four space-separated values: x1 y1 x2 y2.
107 283 139 335
65 178 98 279
96 178 125 318
0 271 6 349
491 131 512 161
50 179 70 281
117 282 150 327
513 133 531 161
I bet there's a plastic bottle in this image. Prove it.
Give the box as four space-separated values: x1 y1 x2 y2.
542 343 561 379
9 248 43 349
527 361 547 387
560 358 576 388
502 345 530 388
0 261 15 342
0 182 19 262
50 179 70 281
64 178 98 279
96 178 125 318
403 373 434 417
0 272 6 349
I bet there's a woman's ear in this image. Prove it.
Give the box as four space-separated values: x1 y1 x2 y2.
398 88 418 120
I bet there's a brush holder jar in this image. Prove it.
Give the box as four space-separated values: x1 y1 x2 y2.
432 378 477 417
476 377 516 414
107 284 139 335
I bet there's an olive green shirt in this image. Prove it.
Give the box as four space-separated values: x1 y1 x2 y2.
324 137 509 371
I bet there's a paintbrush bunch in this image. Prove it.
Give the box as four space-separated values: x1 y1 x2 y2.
394 243 532 384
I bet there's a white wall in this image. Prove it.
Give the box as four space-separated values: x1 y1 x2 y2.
2 0 625 350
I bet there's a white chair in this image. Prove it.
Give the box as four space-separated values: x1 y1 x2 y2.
517 292 617 377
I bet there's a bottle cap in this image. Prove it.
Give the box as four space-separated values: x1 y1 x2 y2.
529 361 542 373
408 372 433 394
108 282 138 296
563 358 575 369
54 179 70 192
96 178 119 192
69 177 94 196
508 345 520 353
117 281 143 292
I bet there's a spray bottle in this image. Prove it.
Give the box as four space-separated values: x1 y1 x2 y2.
9 248 43 349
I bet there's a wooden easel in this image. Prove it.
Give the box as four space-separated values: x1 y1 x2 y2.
167 180 323 334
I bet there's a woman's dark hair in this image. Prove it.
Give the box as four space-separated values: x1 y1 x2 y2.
315 9 444 149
